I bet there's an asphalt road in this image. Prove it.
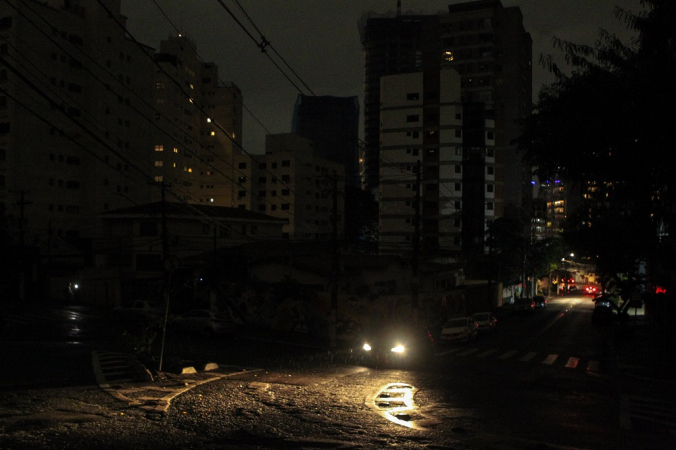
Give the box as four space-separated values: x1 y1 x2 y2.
0 296 674 449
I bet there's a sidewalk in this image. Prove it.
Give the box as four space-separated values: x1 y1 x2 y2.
611 312 676 387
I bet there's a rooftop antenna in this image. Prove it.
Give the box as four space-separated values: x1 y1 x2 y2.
396 0 401 16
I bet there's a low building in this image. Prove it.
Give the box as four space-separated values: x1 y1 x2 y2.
68 202 286 306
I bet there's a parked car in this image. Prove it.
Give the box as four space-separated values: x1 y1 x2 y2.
171 309 233 337
114 300 160 317
356 324 435 367
591 300 613 326
533 295 547 309
471 312 497 333
439 317 478 343
513 298 535 314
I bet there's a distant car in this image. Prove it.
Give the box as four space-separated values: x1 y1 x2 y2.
171 309 233 337
439 317 478 343
471 312 497 333
114 300 160 317
513 298 535 313
356 324 435 367
533 295 547 309
585 285 599 295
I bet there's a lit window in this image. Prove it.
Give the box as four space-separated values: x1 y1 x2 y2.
154 175 163 182
210 131 215 136
173 163 177 168
156 82 165 89
444 51 454 61
154 160 163 167
207 118 211 123
209 198 214 203
155 145 164 152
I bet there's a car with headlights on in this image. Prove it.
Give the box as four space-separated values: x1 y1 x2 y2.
471 312 497 333
439 317 478 343
356 324 435 368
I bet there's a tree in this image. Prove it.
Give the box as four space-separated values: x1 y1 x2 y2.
516 0 676 290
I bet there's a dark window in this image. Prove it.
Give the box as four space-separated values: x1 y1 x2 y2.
406 93 419 100
281 160 290 167
281 203 290 211
238 162 247 169
406 114 420 122
0 122 9 133
139 222 158 237
135 254 161 271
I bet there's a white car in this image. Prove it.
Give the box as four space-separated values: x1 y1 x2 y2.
471 312 497 333
439 317 478 343
172 309 233 337
114 300 160 317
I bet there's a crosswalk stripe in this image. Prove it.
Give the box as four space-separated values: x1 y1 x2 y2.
499 350 517 360
587 360 600 372
565 357 579 369
476 349 498 358
542 354 558 365
457 348 479 356
519 351 537 362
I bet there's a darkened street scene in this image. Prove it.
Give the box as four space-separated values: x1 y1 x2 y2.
1 1 675 449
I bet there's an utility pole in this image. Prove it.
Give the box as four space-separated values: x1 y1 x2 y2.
329 175 340 348
12 190 31 302
412 160 421 326
158 181 174 373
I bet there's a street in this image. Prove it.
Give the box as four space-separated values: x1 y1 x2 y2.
0 296 674 449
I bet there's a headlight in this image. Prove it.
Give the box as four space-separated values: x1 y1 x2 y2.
391 345 405 353
362 343 372 352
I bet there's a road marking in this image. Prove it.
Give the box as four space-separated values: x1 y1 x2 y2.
623 395 676 432
542 354 558 365
457 348 479 357
586 360 600 372
476 349 498 358
519 351 538 362
499 350 518 360
565 357 579 369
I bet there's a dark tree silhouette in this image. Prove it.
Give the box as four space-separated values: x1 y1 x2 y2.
516 0 676 289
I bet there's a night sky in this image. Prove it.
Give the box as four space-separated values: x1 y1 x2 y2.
120 0 641 155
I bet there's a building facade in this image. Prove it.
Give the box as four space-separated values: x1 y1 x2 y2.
361 0 532 257
234 133 345 240
0 0 156 248
379 69 496 257
291 94 360 188
152 34 244 207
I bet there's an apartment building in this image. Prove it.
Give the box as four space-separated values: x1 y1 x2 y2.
235 133 345 240
379 69 496 257
361 0 532 257
152 34 244 207
0 0 156 249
